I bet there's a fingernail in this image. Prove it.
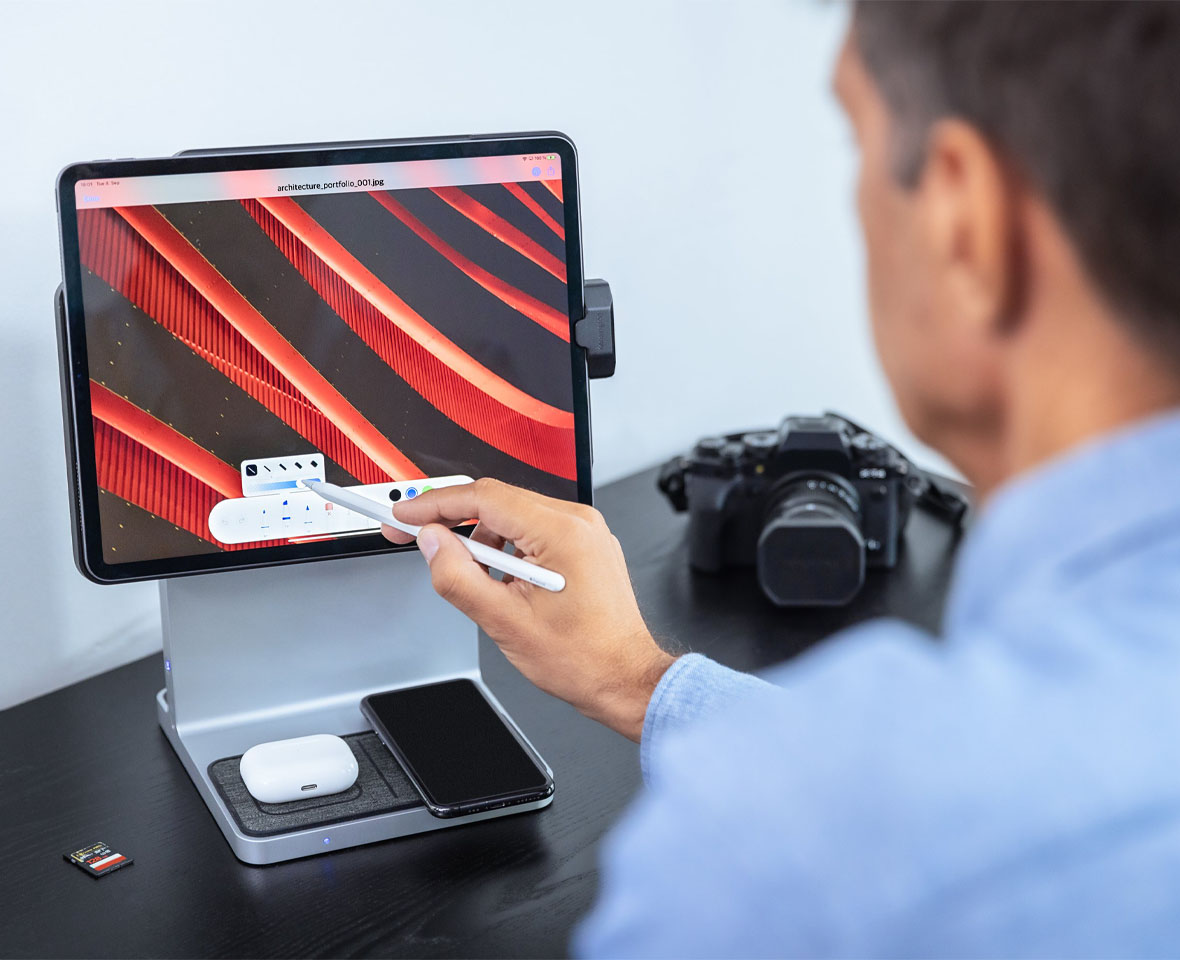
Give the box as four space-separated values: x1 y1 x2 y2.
417 528 440 564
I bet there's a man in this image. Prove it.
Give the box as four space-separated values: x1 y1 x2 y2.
386 2 1180 955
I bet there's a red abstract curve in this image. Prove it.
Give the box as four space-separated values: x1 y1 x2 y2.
430 186 567 282
253 196 572 429
246 198 577 480
90 382 242 499
78 207 392 485
114 204 422 481
369 190 570 340
93 418 282 552
542 179 564 203
503 182 565 240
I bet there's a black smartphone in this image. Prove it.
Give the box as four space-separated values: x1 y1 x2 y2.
361 679 554 818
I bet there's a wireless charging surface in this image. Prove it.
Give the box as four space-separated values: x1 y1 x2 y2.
209 732 422 837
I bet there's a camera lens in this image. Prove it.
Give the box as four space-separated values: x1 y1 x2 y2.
756 474 865 606
388 488 402 502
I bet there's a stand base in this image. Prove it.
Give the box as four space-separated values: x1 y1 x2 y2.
155 552 552 865
157 681 552 864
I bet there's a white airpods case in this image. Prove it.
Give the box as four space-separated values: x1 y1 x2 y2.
239 734 359 804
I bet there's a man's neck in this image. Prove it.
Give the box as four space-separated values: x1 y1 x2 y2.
987 317 1180 502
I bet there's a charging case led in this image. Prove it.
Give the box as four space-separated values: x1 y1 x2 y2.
239 734 359 804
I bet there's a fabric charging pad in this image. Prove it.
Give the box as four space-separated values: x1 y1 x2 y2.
208 732 422 837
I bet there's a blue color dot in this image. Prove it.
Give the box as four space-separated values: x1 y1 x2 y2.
405 487 418 499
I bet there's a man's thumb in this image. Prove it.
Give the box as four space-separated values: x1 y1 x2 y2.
416 525 445 564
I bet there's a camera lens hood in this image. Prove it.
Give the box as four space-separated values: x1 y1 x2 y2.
756 474 866 606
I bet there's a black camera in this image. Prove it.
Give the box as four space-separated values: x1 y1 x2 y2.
658 413 967 606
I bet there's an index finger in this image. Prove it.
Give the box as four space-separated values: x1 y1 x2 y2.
391 478 558 551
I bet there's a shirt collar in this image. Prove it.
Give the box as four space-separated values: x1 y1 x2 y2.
944 406 1180 633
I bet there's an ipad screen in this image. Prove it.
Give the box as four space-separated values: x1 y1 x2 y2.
69 152 577 564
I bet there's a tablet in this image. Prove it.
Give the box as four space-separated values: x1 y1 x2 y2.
55 132 591 583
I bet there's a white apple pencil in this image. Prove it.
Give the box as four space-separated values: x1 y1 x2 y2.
301 479 566 592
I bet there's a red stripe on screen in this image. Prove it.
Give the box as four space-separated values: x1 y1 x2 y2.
246 198 577 480
541 179 563 203
90 381 242 499
113 204 421 481
92 418 283 551
77 207 395 484
369 190 569 340
503 182 565 240
430 186 567 282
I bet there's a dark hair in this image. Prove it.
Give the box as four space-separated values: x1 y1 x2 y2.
853 1 1180 356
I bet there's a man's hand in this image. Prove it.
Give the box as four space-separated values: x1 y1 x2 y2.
382 479 674 741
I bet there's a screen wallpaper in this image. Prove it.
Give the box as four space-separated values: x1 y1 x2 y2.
74 161 576 564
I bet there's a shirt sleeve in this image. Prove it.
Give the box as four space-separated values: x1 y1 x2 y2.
640 653 776 785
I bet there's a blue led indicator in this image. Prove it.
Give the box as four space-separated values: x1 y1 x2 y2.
164 659 171 672
323 837 331 845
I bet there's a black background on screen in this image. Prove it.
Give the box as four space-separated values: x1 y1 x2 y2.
365 680 549 806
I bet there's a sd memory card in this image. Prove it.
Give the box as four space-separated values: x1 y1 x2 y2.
63 841 133 878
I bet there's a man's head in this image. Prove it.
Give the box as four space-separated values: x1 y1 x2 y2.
836 1 1180 493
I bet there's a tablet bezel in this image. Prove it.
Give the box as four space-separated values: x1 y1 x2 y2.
56 132 592 584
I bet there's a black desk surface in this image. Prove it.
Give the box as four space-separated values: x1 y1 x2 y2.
0 465 965 959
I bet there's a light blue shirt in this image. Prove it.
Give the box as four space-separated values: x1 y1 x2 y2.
575 410 1180 958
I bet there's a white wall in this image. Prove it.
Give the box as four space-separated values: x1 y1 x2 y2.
0 0 943 709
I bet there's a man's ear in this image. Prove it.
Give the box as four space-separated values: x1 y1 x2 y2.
916 118 1024 337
